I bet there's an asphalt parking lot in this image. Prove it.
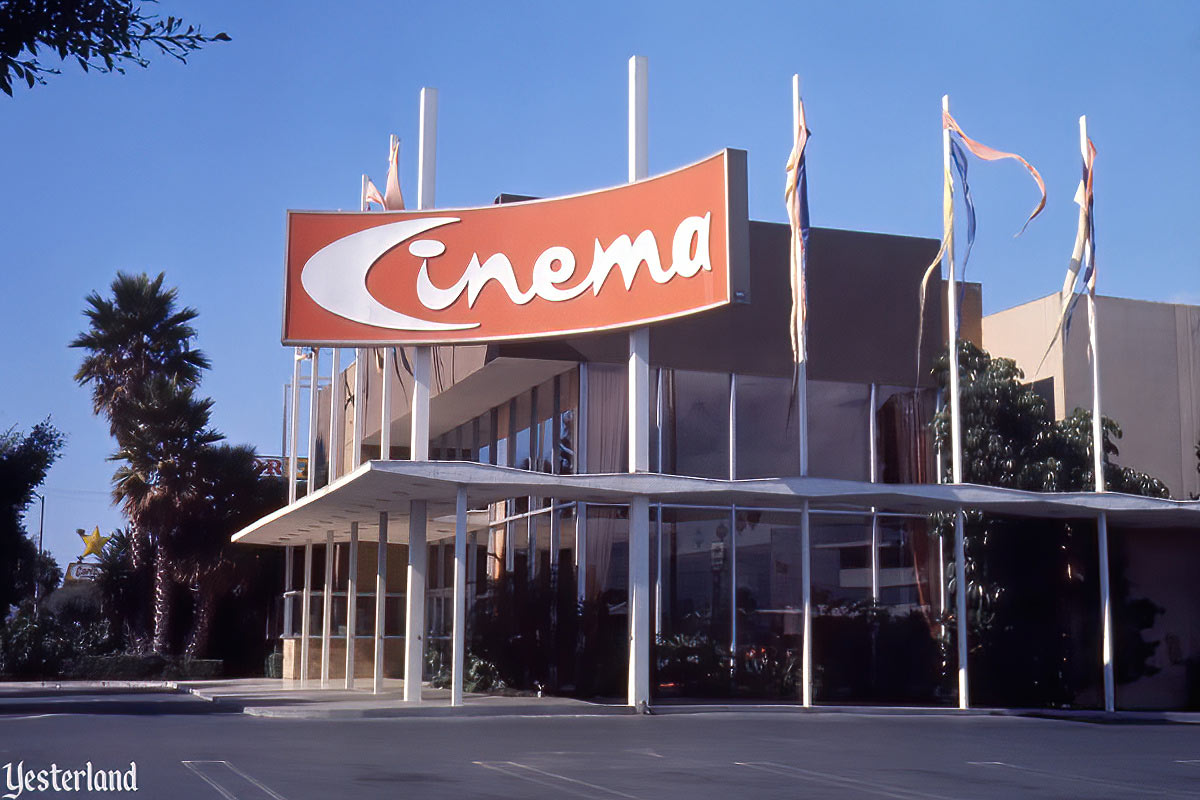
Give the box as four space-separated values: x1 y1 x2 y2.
2 691 1199 799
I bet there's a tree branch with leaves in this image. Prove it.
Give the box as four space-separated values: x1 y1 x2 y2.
0 0 229 96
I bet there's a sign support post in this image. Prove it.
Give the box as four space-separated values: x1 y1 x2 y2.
626 54 652 712
404 86 438 704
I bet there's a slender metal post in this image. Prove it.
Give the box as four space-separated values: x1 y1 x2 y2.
869 383 880 604
353 348 366 468
328 348 341 483
373 512 388 695
321 530 333 688
801 500 812 707
954 508 969 709
626 54 652 712
300 543 313 685
283 544 294 644
32 493 45 615
793 74 810 477
380 349 393 460
289 349 301 504
451 487 468 706
943 95 963 485
405 501 428 703
345 522 358 689
305 348 321 494
1098 512 1115 712
411 347 431 460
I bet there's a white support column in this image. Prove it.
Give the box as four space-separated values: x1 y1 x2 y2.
353 348 366 468
451 487 468 706
411 347 431 460
321 530 333 688
801 500 812 707
289 349 301 504
345 522 358 690
405 501 428 703
1098 512 1115 712
300 543 313 686
729 506 738 669
626 54 652 712
306 348 320 495
954 508 969 709
373 512 388 695
283 545 294 643
380 349 393 460
628 495 650 709
328 348 342 482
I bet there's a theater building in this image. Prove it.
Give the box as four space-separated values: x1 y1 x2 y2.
232 86 1199 711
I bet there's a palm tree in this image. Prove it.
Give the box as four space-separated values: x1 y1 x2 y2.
71 272 210 434
72 272 213 654
110 378 221 653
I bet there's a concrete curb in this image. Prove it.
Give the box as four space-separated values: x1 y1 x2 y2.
240 703 637 720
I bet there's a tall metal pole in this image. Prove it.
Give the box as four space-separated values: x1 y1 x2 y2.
943 94 970 710
31 492 44 616
328 348 341 483
1080 114 1115 712
289 349 301 504
944 95 963 485
793 74 810 477
306 348 320 495
626 54 652 712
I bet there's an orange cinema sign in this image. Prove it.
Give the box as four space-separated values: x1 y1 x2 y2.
283 150 749 345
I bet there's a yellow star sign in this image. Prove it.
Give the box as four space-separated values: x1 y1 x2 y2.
78 526 111 559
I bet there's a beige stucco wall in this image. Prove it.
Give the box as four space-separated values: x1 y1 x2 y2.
985 294 1200 500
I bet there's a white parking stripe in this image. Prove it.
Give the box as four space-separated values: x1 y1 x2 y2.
967 760 1200 797
736 761 960 800
181 761 289 800
474 760 640 799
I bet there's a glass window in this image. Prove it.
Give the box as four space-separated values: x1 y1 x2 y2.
736 374 801 479
586 365 628 473
661 370 730 479
808 381 871 481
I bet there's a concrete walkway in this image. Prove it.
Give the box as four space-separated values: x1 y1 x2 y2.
174 678 633 719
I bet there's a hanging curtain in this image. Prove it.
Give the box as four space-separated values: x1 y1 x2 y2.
584 366 627 598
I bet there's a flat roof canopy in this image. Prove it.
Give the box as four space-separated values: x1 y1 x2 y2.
231 461 1200 546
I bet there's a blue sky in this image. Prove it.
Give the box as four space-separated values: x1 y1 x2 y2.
2 1 1197 568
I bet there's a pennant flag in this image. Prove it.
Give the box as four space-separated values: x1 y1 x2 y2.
943 110 1047 234
363 137 406 211
384 137 405 211
364 178 386 210
784 95 811 363
1039 137 1096 370
916 108 1047 383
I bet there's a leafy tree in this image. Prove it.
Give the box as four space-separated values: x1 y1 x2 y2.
931 341 1168 707
172 444 283 658
0 0 229 96
0 420 65 611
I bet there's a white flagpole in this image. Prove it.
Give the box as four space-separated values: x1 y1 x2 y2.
306 348 320 497
792 74 813 709
943 95 963 485
793 74 810 478
943 94 970 710
1080 114 1115 712
354 176 368 470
